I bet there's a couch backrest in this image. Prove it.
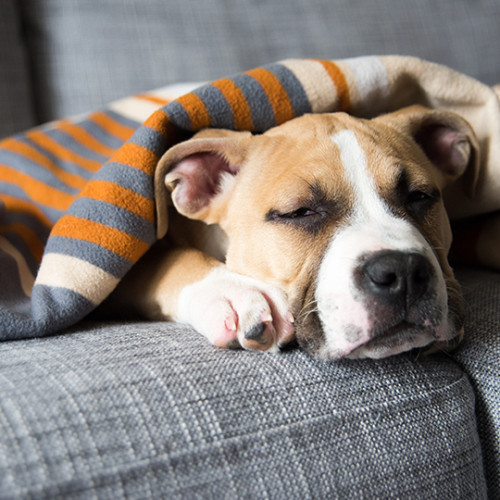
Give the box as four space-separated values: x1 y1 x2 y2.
0 1 37 138
2 0 500 138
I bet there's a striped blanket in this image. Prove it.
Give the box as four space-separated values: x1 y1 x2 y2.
1 56 500 340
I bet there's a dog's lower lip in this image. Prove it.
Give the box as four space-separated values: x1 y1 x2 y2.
351 321 426 354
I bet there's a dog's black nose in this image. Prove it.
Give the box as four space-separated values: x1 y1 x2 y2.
361 251 433 304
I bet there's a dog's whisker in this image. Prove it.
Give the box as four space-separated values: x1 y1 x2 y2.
297 299 320 322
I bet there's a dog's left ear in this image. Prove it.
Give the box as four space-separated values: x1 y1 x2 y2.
380 105 480 195
155 129 252 230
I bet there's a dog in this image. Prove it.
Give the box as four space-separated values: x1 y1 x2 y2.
110 105 479 359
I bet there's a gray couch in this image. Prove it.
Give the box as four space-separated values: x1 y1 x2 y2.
1 1 499 498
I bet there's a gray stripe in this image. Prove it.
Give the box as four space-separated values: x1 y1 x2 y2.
1 231 44 276
0 199 51 244
232 73 275 132
67 197 156 245
164 101 194 131
92 162 153 200
77 118 128 150
0 283 94 340
264 63 312 118
47 129 111 163
0 250 33 305
0 182 65 224
1 144 86 193
45 236 137 278
129 126 168 157
194 85 235 130
31 285 95 331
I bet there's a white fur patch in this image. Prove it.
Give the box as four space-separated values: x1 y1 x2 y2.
176 267 293 352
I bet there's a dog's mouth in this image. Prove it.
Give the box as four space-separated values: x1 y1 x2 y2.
345 321 437 359
296 313 441 360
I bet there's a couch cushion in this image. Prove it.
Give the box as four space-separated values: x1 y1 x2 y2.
454 268 500 498
0 322 486 498
19 0 500 123
0 0 37 137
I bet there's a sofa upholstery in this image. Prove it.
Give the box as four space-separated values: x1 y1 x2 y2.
1 1 499 498
0 321 488 498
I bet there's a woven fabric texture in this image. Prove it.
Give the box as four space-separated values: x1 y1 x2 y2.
453 268 500 498
0 1 36 138
0 321 487 498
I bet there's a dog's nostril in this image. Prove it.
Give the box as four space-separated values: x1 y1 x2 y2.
362 251 433 302
407 254 434 298
369 269 399 288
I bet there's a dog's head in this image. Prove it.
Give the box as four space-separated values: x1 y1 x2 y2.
159 106 479 359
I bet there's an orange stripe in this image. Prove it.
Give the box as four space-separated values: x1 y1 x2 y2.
176 93 212 130
25 129 101 172
57 120 117 157
1 138 88 190
0 194 53 229
144 109 174 137
316 60 351 112
51 215 149 263
211 78 254 130
0 165 75 211
143 109 185 148
136 94 171 106
0 223 45 262
144 108 168 133
245 68 295 125
78 179 155 223
111 142 159 176
88 111 136 142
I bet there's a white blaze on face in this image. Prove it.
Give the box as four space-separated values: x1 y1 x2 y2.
314 129 449 359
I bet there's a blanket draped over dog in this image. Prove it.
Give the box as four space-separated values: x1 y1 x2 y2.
1 56 499 340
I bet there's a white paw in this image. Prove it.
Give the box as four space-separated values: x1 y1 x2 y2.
177 267 295 351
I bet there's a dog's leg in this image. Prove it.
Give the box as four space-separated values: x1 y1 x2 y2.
117 244 295 351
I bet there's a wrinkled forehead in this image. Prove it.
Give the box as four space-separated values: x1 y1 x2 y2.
241 114 435 207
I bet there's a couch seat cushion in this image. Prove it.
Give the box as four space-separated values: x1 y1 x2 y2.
0 321 486 498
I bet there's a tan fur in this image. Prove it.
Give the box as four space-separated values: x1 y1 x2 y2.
108 107 478 357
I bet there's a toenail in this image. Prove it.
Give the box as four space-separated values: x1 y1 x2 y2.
244 322 267 341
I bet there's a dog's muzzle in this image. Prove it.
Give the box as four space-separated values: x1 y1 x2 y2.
302 246 450 360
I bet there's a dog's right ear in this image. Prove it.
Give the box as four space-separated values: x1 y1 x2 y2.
156 130 252 227
379 105 480 197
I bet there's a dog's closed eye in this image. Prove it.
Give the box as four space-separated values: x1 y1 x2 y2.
391 168 441 220
265 204 329 234
278 207 319 219
405 189 440 218
264 179 347 233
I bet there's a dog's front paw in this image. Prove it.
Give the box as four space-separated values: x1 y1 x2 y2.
177 268 295 351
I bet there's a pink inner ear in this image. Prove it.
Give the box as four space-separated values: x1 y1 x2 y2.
416 125 470 177
169 152 237 215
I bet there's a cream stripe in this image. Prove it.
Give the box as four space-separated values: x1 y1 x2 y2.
146 82 201 100
342 56 391 116
108 83 200 123
0 236 35 297
35 253 120 304
108 97 162 124
280 59 340 113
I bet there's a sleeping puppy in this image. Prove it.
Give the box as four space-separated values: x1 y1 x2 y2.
111 105 478 359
